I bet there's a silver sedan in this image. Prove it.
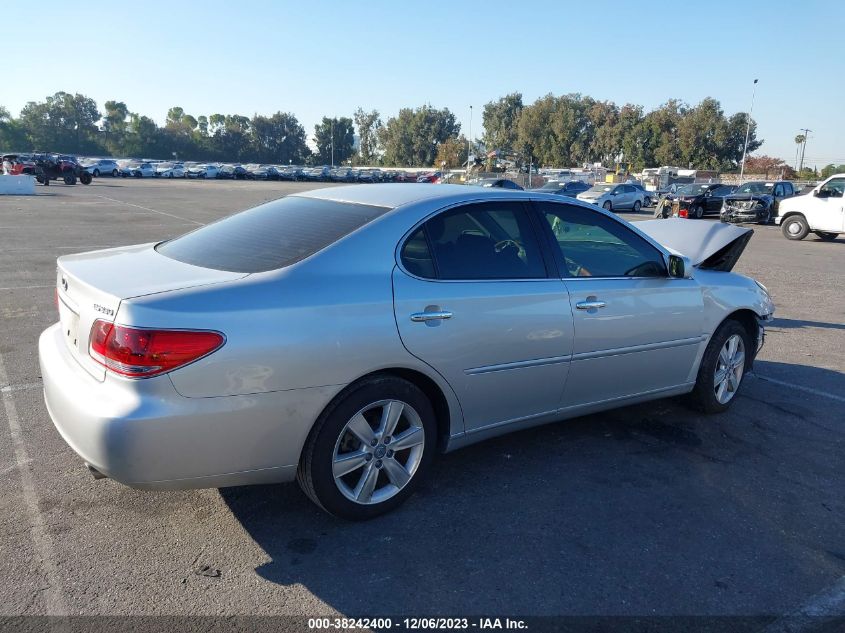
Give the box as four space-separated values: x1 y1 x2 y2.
39 185 774 519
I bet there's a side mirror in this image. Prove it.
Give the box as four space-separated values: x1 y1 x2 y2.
668 254 692 279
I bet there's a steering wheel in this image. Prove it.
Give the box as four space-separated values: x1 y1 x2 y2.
494 239 520 253
565 257 592 277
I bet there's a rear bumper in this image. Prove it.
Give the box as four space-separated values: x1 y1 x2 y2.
39 323 341 489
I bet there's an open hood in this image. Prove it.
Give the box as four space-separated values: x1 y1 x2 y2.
635 219 753 272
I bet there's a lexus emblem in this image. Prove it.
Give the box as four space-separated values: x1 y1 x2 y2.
61 277 68 291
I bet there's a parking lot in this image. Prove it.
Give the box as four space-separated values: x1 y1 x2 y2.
1 179 843 621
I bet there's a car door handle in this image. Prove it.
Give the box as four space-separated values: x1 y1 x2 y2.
410 310 453 322
576 300 607 310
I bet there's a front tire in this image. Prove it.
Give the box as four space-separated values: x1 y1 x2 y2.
693 205 704 219
602 201 613 211
93 169 100 177
757 208 771 225
297 376 436 520
688 320 751 414
782 215 809 240
815 231 838 241
111 169 118 177
632 200 641 212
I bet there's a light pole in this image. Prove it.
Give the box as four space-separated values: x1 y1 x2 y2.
330 118 335 168
798 128 812 173
738 78 758 185
468 105 473 174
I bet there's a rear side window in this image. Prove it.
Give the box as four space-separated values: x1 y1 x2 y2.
157 196 390 273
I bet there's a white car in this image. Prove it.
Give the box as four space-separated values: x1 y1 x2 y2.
82 159 120 177
576 183 645 212
776 174 844 241
187 164 219 179
155 163 185 178
120 162 155 178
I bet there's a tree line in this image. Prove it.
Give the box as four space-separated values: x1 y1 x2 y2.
1 90 773 171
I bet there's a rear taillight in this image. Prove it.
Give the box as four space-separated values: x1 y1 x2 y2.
89 320 224 378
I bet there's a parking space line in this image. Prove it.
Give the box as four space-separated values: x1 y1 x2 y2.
0 353 68 615
95 194 204 225
762 575 845 632
1 382 43 394
0 285 53 291
753 374 845 403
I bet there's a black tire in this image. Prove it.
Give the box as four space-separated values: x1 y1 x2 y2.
297 375 436 520
687 320 752 414
80 171 92 185
111 169 119 177
632 200 641 212
782 215 809 240
757 208 771 225
644 196 652 207
64 174 76 185
92 169 100 177
602 201 613 212
693 205 704 219
134 171 142 178
814 231 838 241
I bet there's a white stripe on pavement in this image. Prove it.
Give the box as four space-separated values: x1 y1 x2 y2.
0 353 68 615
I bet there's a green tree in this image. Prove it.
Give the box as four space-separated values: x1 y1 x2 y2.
251 112 309 164
482 92 523 153
18 92 103 154
353 108 382 164
313 117 355 165
379 105 460 166
821 163 845 179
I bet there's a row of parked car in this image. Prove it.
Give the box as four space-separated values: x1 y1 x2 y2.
79 157 443 183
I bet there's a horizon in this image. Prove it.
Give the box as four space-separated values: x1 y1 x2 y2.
2 0 843 168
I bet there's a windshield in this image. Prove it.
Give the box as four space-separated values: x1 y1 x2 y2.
676 184 710 195
735 182 774 194
587 185 614 193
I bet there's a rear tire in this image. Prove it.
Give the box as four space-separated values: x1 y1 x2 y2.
688 320 752 414
815 231 838 241
297 375 436 520
782 215 809 240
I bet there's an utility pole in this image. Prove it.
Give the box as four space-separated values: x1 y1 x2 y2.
331 118 335 168
738 78 758 185
798 128 812 173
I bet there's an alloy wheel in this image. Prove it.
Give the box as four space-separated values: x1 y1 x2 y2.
714 334 745 404
332 399 425 505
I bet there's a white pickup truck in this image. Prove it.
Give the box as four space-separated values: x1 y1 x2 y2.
776 174 845 241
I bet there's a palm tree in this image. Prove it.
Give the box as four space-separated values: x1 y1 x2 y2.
794 134 806 171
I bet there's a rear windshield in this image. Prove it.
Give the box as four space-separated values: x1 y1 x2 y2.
156 196 390 273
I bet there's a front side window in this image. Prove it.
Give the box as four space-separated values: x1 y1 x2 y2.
820 178 845 198
402 203 546 280
540 202 667 278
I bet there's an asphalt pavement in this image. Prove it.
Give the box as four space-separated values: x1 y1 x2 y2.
0 179 843 622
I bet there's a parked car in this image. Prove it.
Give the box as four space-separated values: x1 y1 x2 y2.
629 183 657 207
120 162 155 178
40 184 773 519
245 164 273 180
529 180 591 197
277 166 302 181
186 164 219 179
577 183 645 212
477 178 524 190
667 184 737 219
416 171 441 183
775 174 844 241
154 163 185 178
721 181 795 225
82 159 120 177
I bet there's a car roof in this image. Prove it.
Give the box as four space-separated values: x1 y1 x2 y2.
295 183 542 209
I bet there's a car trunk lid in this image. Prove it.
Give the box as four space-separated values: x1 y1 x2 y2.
635 219 753 272
56 243 246 380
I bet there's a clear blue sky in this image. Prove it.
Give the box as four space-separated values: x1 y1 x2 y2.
2 0 843 167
